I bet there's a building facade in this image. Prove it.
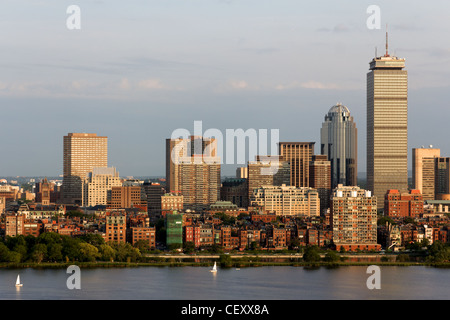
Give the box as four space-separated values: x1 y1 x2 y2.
166 136 221 211
435 157 450 198
320 103 357 188
82 167 122 207
309 155 332 215
105 211 127 243
412 147 441 201
331 185 380 251
161 193 184 217
62 133 108 205
384 189 423 219
367 48 408 208
220 178 248 209
278 142 315 188
108 186 145 210
250 185 320 217
247 155 290 202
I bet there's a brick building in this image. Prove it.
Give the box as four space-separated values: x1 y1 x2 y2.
384 189 423 219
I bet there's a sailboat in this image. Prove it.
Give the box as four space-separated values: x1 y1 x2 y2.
210 261 217 273
15 275 23 287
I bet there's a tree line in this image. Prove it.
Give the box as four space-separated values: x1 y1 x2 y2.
0 233 149 264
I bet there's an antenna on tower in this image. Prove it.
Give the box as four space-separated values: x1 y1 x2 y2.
385 24 389 57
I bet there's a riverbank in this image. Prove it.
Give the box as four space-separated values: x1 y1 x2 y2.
1 253 449 269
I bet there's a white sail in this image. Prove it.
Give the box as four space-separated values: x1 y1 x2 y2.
15 275 22 287
210 262 217 272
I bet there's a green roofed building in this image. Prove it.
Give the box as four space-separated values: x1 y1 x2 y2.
166 212 183 248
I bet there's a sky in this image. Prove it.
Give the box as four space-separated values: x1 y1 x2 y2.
1 0 450 178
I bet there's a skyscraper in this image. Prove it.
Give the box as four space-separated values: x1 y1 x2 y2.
309 154 331 215
166 136 221 211
367 34 408 208
320 103 357 188
278 142 315 188
412 146 440 200
62 133 108 205
247 155 290 203
435 157 450 198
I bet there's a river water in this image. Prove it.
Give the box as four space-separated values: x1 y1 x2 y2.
0 266 449 300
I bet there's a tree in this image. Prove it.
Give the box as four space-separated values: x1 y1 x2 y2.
99 244 116 262
288 238 300 250
47 243 63 262
303 246 321 262
250 241 259 251
8 251 21 264
324 251 340 263
0 242 12 262
62 237 81 261
32 243 48 263
183 241 196 254
79 234 105 248
12 244 28 262
78 243 100 262
113 243 141 262
134 240 152 254
427 241 450 263
219 254 232 267
38 232 63 245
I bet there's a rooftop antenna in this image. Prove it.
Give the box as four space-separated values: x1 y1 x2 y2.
385 24 389 57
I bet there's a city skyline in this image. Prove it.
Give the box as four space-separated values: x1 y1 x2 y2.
1 1 450 177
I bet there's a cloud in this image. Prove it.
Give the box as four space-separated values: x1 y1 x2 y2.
229 80 249 89
137 78 166 90
316 23 354 33
275 80 340 90
119 78 131 90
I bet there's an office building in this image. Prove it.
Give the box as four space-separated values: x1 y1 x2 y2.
142 181 165 216
220 178 248 208
236 167 248 179
367 36 408 208
309 155 332 215
247 156 290 201
412 147 441 200
435 157 450 198
278 142 315 188
108 186 146 210
82 167 122 207
166 136 221 211
320 103 357 188
62 133 108 205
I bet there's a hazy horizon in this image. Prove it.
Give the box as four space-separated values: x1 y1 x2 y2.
1 1 449 177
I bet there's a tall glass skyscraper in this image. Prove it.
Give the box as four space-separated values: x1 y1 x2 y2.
367 38 408 208
320 103 358 189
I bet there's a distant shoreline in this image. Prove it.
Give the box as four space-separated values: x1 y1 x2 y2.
1 253 449 269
